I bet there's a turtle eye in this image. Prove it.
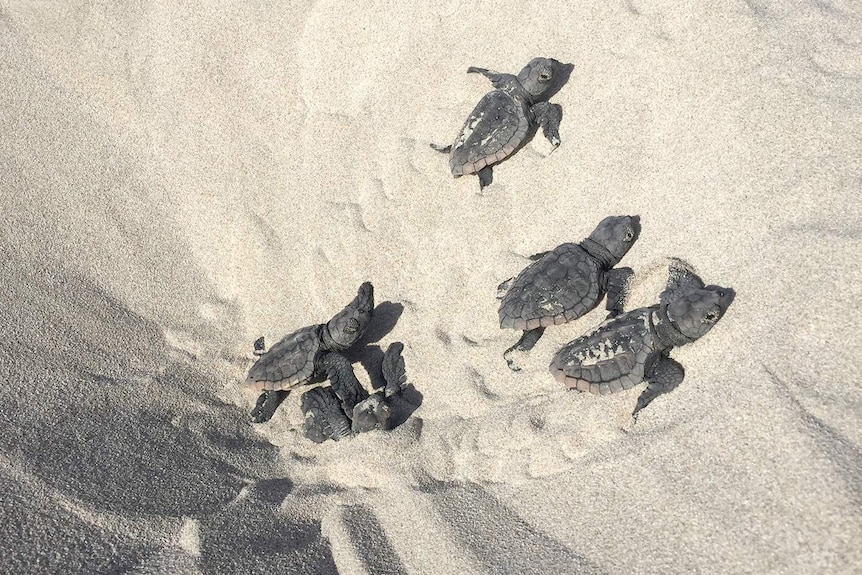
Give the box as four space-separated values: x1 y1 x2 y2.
623 228 634 242
344 318 360 334
537 67 552 82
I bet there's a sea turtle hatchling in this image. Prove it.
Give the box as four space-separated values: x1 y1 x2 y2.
498 215 641 371
301 342 409 443
246 282 384 424
549 261 735 417
431 57 571 190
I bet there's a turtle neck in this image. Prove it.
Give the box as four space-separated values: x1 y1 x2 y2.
580 238 618 270
319 324 348 352
651 307 695 349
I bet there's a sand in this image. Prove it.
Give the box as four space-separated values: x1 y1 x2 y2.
1 1 860 573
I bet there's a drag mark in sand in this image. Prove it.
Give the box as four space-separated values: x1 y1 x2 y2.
765 365 862 505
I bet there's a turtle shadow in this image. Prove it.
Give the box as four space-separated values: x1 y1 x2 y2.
387 384 423 429
360 300 404 344
347 300 403 379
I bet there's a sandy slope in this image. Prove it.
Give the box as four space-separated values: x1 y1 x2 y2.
1 1 860 573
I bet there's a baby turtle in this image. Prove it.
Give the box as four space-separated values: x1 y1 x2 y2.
247 282 376 424
301 342 409 443
432 57 570 190
550 261 735 417
498 215 641 370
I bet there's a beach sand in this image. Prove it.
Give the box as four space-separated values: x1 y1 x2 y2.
1 1 860 573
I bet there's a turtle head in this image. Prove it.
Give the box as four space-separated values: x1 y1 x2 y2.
665 285 735 341
587 215 641 263
351 393 391 433
518 57 564 99
324 282 374 350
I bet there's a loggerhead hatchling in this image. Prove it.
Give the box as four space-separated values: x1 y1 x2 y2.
431 57 571 190
246 282 389 425
498 215 641 371
300 342 409 443
550 261 735 417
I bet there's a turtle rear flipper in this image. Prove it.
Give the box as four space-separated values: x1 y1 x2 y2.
503 327 546 372
430 143 452 154
301 387 352 443
251 390 288 424
382 342 408 398
253 336 266 356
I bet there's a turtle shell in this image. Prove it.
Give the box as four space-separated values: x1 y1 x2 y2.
549 309 659 395
246 325 321 391
449 90 530 176
499 243 604 331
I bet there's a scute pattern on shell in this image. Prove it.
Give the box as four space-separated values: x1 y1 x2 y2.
499 243 602 331
550 309 658 396
450 90 529 176
246 326 320 391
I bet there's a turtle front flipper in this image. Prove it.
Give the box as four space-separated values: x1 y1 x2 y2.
382 342 408 398
633 355 685 419
531 101 563 148
467 67 517 90
605 267 634 318
320 352 368 416
301 387 352 443
251 390 289 423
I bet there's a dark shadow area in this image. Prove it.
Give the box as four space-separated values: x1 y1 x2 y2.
199 498 338 575
360 301 404 345
0 242 283 517
17 405 248 516
417 478 604 575
0 16 326 573
387 386 424 430
253 478 295 506
340 504 408 575
355 344 387 389
0 475 151 575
